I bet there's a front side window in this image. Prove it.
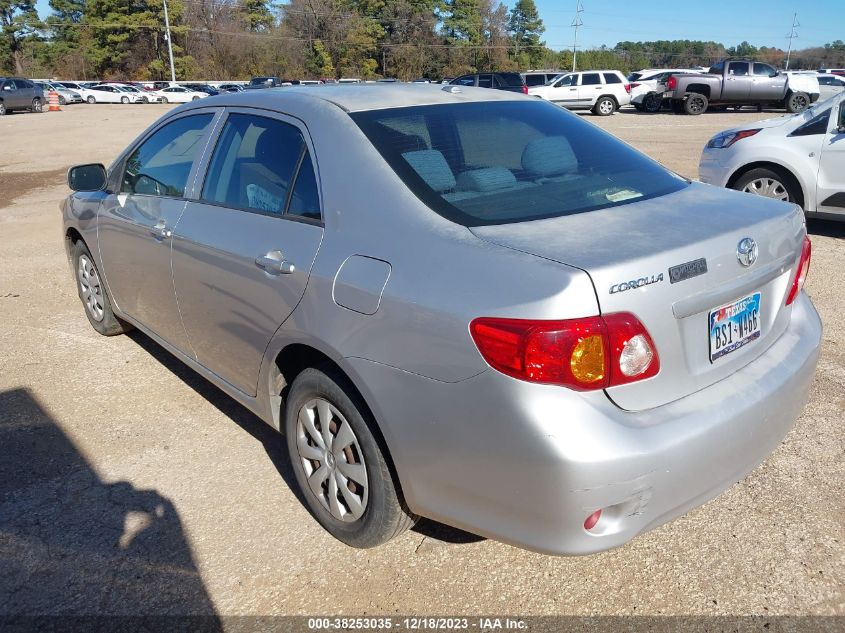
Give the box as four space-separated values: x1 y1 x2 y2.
201 113 320 219
582 73 601 86
455 75 476 87
121 114 213 197
352 101 687 227
555 74 577 88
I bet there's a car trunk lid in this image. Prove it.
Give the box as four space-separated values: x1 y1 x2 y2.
470 183 806 411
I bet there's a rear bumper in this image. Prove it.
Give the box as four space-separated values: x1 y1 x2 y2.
348 293 821 555
698 148 735 187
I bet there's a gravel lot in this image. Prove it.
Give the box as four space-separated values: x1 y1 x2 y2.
0 103 842 618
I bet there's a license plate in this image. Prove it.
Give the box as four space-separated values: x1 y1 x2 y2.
709 292 761 362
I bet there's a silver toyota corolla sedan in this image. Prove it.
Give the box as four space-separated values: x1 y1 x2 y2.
62 85 821 555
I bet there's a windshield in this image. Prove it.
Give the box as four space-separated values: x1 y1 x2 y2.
351 101 687 227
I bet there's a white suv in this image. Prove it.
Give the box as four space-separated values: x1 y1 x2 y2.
528 70 631 115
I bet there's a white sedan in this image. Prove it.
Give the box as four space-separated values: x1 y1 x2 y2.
85 84 145 104
699 91 845 220
152 86 209 103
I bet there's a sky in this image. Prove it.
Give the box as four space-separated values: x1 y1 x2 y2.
523 0 841 52
33 0 842 52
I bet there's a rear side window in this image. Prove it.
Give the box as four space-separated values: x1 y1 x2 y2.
603 73 622 84
201 113 320 219
754 63 776 77
352 101 687 227
582 73 601 85
478 74 493 88
524 74 546 87
497 73 524 87
122 114 213 197
728 62 749 76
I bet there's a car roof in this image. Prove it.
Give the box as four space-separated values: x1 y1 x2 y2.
180 83 526 113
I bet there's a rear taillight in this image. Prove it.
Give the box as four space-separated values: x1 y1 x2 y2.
785 236 812 306
666 76 677 90
522 84 528 94
624 83 631 94
469 313 659 390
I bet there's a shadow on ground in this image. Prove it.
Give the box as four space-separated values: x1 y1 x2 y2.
807 218 845 239
125 329 486 547
0 387 220 623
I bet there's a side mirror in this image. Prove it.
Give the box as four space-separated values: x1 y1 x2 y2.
68 163 107 192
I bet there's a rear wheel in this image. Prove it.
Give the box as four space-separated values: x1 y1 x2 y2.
785 91 809 113
593 96 616 116
0 102 5 116
71 240 130 336
285 366 416 548
733 167 800 205
87 95 95 104
31 97 43 113
191 96 200 101
160 96 168 104
642 92 663 113
683 93 708 115
120 96 129 104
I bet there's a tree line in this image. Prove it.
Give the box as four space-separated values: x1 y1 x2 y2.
2 0 844 81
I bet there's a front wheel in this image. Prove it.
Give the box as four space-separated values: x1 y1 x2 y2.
683 92 708 115
733 167 799 205
785 91 809 113
0 102 6 116
593 96 616 116
191 96 200 101
285 367 416 548
71 240 130 336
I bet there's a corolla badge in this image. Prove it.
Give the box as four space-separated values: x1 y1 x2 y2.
736 238 758 267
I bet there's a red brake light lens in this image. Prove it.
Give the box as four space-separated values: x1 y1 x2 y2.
785 236 812 306
666 76 677 90
522 84 528 94
470 313 659 390
624 83 631 94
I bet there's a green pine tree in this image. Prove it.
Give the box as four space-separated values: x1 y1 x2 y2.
508 0 544 67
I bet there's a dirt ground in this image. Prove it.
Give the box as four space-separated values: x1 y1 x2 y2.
0 103 843 618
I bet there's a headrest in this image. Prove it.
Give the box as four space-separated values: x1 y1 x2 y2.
456 167 517 192
521 136 578 178
402 149 456 193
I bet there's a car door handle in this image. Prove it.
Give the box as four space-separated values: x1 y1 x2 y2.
255 251 295 275
150 222 172 240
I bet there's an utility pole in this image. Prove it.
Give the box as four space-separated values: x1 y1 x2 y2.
571 0 583 72
163 0 177 82
785 12 799 70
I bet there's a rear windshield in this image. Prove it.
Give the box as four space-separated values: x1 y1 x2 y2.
351 101 687 227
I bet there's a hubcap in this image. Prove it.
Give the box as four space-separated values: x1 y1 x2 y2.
743 177 788 201
296 398 368 522
599 100 613 114
793 95 807 110
77 254 105 322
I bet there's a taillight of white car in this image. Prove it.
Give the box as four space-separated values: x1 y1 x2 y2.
470 313 659 390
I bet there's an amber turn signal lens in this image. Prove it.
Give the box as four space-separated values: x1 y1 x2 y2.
570 334 606 384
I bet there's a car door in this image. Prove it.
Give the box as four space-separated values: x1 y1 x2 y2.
723 62 753 101
548 73 578 104
171 109 324 395
816 101 845 217
97 110 218 352
751 63 783 100
1 80 24 109
577 72 602 107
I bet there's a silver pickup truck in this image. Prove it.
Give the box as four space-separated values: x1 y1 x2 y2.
661 59 818 115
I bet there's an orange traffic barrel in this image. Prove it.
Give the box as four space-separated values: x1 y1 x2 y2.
48 90 61 111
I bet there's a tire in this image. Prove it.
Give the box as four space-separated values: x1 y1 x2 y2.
593 95 616 116
642 92 663 113
121 96 129 104
58 96 66 106
683 92 708 115
191 96 200 101
285 366 415 548
31 97 43 113
71 240 129 336
87 95 95 104
161 97 168 104
732 167 800 205
785 91 809 113
0 102 5 116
